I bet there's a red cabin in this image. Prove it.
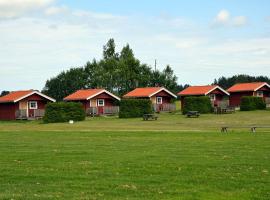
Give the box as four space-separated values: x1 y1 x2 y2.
123 87 177 112
0 90 56 120
178 85 230 110
227 82 270 107
64 89 120 116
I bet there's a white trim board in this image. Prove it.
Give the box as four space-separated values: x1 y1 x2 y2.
206 86 230 96
86 90 121 101
254 83 270 92
14 91 56 103
149 88 177 98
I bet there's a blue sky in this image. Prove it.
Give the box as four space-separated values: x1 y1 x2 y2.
0 0 270 91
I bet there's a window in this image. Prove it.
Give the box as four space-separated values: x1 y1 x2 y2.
156 97 162 104
257 91 263 97
209 94 216 101
29 101 38 109
97 99 105 107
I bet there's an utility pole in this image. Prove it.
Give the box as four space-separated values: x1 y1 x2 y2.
154 59 157 72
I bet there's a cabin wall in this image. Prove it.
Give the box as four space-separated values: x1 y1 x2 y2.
229 91 254 107
0 103 19 120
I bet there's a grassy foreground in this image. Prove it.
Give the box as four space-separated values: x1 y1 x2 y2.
0 110 270 132
0 111 269 199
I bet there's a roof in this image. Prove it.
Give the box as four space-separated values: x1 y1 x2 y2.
64 89 121 101
178 85 229 96
0 90 56 103
227 82 270 92
123 87 177 98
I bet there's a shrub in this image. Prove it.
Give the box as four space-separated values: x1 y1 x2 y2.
43 102 85 123
182 96 212 114
119 99 153 118
240 96 266 111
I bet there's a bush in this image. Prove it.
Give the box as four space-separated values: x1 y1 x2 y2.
182 96 212 114
240 96 266 111
43 102 85 123
119 99 153 118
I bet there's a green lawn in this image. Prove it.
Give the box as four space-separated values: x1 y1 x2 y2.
0 111 270 199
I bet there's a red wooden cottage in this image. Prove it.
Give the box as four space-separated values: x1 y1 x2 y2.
0 90 56 120
123 87 177 112
227 82 270 107
64 89 120 115
178 85 230 109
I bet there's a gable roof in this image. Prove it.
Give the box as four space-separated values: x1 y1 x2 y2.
0 90 56 103
63 89 121 101
178 85 229 96
227 82 270 93
123 87 177 98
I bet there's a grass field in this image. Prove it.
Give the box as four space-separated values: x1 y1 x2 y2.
0 110 270 199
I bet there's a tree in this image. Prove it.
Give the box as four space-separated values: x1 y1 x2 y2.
0 91 9 97
43 39 181 99
213 74 270 89
42 67 87 101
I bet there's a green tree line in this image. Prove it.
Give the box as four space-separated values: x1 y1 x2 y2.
42 39 186 101
213 75 270 89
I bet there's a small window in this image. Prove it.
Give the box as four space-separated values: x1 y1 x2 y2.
209 94 216 101
29 101 38 109
257 91 263 97
156 97 162 104
97 99 105 107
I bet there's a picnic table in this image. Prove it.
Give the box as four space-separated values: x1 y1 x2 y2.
221 126 270 133
143 114 158 121
214 106 235 114
186 111 200 118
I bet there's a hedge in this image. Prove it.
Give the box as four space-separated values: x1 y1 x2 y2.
240 96 266 111
43 102 85 123
182 96 212 114
119 99 153 118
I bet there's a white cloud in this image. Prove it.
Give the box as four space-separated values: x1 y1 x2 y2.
233 16 248 27
212 9 248 28
44 5 68 16
0 0 54 19
214 9 230 25
0 4 269 90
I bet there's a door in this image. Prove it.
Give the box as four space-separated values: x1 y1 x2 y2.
156 97 163 112
19 100 28 118
28 101 38 117
97 99 105 115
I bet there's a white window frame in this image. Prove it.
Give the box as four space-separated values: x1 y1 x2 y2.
29 101 38 109
97 99 105 107
156 97 163 105
257 91 263 97
209 94 216 101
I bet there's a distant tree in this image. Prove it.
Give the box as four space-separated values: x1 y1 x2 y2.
213 74 270 89
43 39 181 99
0 91 9 97
42 68 87 101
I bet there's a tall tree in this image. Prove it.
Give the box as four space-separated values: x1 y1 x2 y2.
43 39 181 99
0 91 9 97
42 67 87 101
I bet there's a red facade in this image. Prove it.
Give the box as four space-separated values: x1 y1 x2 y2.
72 92 116 111
180 88 228 110
0 94 52 120
229 88 270 107
152 90 174 104
0 103 19 120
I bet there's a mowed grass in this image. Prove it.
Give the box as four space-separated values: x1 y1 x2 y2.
0 110 270 132
0 111 270 199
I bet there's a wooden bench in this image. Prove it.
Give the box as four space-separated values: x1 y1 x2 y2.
186 111 200 118
221 126 270 133
143 114 158 121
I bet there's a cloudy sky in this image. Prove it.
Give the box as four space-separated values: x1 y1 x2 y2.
0 0 270 91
